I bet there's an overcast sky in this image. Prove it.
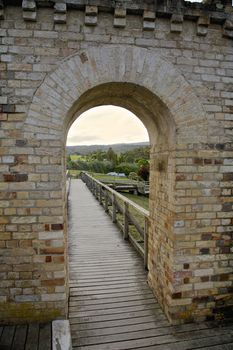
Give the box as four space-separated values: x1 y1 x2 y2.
67 106 149 146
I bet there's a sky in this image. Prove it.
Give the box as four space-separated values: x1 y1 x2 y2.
67 106 149 146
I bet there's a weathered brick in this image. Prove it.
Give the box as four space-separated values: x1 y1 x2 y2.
3 173 28 182
0 2 232 327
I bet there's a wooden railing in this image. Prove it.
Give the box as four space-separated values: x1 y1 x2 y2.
80 172 149 269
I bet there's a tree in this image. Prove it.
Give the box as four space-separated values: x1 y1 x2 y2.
106 147 118 165
137 161 150 181
115 162 138 176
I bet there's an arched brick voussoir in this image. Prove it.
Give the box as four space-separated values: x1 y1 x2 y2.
24 45 207 143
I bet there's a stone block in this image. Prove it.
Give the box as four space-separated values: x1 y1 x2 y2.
85 16 97 26
3 173 28 182
41 293 66 302
197 25 208 37
115 8 126 18
52 320 72 350
85 6 98 16
143 20 155 31
22 0 36 11
198 16 210 27
15 294 40 302
23 10 37 22
0 96 7 104
114 17 126 28
223 19 233 39
54 13 66 24
171 23 182 33
143 11 155 21
54 2 66 13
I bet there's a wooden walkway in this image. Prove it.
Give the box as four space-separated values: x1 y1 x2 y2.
0 323 51 350
68 179 233 350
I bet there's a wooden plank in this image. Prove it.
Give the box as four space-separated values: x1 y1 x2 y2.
0 325 15 348
69 298 156 310
11 324 27 350
71 320 215 339
71 321 167 338
70 315 167 331
38 323 51 350
71 279 149 288
73 333 233 350
73 323 232 347
69 273 147 281
69 303 160 318
69 293 154 305
69 308 164 323
69 290 154 301
192 344 233 350
68 179 233 350
25 323 39 350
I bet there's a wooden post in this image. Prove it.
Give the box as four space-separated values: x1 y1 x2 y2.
112 193 116 223
144 217 149 270
99 186 103 205
123 202 129 240
104 191 109 212
94 183 97 197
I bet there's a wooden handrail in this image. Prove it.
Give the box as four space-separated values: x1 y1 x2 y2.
80 172 149 269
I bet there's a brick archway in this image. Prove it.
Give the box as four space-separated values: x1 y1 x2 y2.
21 44 211 323
25 45 207 145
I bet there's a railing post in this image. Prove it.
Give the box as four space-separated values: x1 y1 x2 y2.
99 185 101 204
112 193 116 223
123 202 129 240
104 191 109 212
94 182 97 197
96 183 98 198
144 217 149 269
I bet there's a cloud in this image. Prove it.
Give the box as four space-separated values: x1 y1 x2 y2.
67 106 149 146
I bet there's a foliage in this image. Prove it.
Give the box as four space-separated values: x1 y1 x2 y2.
137 161 150 181
67 145 150 177
128 172 139 181
115 162 138 176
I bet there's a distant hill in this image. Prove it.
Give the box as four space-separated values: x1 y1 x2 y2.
67 142 150 155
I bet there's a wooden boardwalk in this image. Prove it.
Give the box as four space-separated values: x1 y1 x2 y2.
0 323 51 350
68 179 233 350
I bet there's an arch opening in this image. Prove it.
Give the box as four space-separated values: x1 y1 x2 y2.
67 104 150 147
64 82 176 153
63 81 178 320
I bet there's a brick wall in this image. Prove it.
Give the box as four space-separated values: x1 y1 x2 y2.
0 1 232 323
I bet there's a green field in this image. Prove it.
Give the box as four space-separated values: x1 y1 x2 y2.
92 173 134 183
123 193 149 211
70 154 83 161
68 170 81 177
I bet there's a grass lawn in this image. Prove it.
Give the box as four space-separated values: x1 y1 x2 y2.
70 154 83 161
68 170 81 177
92 173 133 183
122 193 149 211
